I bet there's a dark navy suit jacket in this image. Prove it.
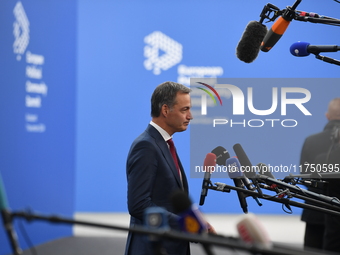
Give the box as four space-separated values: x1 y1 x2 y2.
125 124 190 255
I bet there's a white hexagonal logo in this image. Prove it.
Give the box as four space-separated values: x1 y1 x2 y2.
13 1 30 61
144 31 183 75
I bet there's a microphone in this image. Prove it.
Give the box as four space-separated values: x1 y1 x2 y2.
233 144 256 179
144 207 169 255
256 163 275 179
226 158 262 207
236 213 272 249
171 190 215 255
260 0 302 52
0 174 22 255
199 153 216 206
290 41 340 56
211 146 230 166
225 158 248 214
171 190 208 234
233 143 263 197
236 21 268 63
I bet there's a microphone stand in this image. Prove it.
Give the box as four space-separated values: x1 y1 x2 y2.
5 209 327 255
314 54 340 66
206 181 340 217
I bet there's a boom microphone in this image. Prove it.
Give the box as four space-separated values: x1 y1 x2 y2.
260 0 302 52
236 21 268 63
290 41 340 56
199 153 216 206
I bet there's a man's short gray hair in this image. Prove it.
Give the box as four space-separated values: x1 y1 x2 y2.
151 81 191 117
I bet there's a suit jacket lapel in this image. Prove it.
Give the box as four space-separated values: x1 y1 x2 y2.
146 125 184 189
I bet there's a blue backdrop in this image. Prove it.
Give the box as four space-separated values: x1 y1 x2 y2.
0 0 339 254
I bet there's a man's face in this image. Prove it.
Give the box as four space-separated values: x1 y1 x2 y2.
165 92 193 135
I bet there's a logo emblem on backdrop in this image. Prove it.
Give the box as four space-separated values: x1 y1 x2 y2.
144 31 183 75
13 1 30 61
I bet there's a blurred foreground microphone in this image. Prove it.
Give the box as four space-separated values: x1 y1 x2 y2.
237 213 272 249
144 207 169 255
199 153 216 206
260 0 302 52
227 158 262 208
171 190 208 234
0 174 22 255
236 21 267 63
171 191 214 255
290 41 340 56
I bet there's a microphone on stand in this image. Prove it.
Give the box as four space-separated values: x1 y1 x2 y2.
199 153 217 206
227 158 262 208
290 41 340 56
211 146 230 166
233 144 262 197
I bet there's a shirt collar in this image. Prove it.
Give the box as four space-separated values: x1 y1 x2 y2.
150 121 172 142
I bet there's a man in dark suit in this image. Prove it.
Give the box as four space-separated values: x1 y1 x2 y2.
300 98 340 250
313 126 340 253
125 81 215 255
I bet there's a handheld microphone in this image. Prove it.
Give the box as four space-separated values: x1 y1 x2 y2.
0 173 22 255
211 146 230 166
226 158 262 207
236 21 268 63
260 0 302 52
290 41 340 56
237 213 272 249
199 153 216 206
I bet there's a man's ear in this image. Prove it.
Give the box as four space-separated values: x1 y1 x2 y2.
161 104 169 117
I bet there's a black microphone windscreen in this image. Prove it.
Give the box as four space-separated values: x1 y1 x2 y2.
170 190 191 214
236 21 267 63
211 146 230 166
